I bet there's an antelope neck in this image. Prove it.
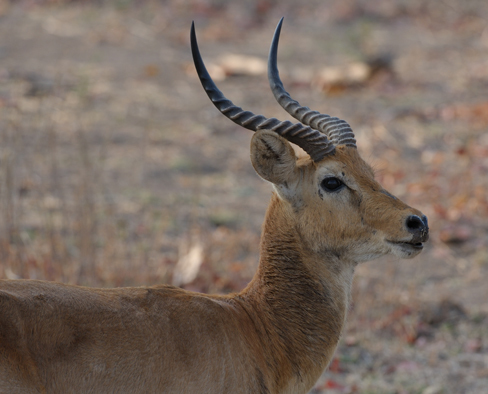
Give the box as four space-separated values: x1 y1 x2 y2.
238 193 355 390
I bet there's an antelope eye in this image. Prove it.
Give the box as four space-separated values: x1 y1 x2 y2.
321 177 344 192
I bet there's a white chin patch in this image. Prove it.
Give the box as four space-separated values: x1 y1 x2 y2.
388 241 423 259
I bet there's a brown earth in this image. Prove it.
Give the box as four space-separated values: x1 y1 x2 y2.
0 0 487 392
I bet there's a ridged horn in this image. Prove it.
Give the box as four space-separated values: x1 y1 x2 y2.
190 21 335 162
268 18 357 148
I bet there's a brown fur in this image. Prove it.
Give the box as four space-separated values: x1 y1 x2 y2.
0 130 427 393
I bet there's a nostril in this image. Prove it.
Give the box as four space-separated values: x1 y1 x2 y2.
406 215 424 232
421 215 428 227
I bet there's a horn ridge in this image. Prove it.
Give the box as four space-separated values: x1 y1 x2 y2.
191 21 335 162
268 18 357 149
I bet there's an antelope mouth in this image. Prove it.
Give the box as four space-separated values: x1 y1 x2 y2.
389 240 424 249
386 240 424 258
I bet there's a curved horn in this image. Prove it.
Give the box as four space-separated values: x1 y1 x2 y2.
268 18 357 148
190 22 335 162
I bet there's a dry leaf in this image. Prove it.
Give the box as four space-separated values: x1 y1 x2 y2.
439 224 472 244
143 64 160 78
315 62 371 91
173 242 204 287
217 54 267 77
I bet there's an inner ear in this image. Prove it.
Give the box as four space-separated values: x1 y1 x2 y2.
250 130 297 187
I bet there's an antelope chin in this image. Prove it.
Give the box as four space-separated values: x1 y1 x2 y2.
386 240 424 259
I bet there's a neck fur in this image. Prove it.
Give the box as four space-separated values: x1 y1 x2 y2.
238 193 356 392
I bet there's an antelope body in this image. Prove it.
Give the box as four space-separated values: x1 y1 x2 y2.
0 19 428 394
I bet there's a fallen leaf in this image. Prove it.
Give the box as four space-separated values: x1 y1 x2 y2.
329 357 341 373
439 223 472 244
395 360 421 373
173 242 204 287
143 64 160 78
315 62 371 92
322 379 345 390
218 54 266 77
464 338 482 353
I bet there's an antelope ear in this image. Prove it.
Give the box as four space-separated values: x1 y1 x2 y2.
250 130 297 188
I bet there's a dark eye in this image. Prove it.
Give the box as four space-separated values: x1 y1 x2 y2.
320 177 344 192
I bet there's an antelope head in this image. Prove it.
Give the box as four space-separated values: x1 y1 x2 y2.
191 19 429 265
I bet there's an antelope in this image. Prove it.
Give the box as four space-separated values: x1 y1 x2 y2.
0 19 428 394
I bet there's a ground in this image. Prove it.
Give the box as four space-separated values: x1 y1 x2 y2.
0 1 487 393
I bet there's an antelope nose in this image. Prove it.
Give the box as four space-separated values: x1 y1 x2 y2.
406 215 429 242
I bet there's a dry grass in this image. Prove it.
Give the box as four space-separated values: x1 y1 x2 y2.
1 0 488 392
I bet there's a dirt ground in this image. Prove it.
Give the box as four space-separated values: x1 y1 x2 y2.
0 0 488 392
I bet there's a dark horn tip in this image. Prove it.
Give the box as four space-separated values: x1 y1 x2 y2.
268 18 286 92
191 21 196 41
269 17 284 62
190 20 212 90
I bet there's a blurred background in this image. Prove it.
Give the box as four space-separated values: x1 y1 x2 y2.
0 0 487 392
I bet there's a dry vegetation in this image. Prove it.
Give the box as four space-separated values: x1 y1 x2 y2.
0 0 487 392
